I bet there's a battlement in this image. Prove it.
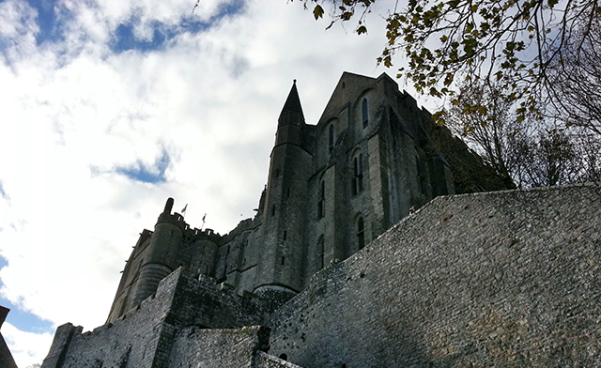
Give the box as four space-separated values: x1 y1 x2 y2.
183 226 221 243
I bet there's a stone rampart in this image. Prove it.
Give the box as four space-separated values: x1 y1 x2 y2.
267 184 601 368
42 268 274 368
167 325 270 368
255 351 305 368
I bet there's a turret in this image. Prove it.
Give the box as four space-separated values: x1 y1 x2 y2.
254 81 312 304
132 197 185 305
274 80 305 147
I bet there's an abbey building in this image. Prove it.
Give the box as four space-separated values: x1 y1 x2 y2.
104 72 504 324
46 73 601 368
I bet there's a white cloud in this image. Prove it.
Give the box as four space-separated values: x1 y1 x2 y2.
2 322 54 367
0 0 428 366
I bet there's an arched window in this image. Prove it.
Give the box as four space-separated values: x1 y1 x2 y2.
317 235 325 270
328 124 335 153
356 216 365 250
317 180 325 218
362 98 369 128
352 153 364 195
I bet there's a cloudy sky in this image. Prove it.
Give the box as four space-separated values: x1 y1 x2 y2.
0 0 430 366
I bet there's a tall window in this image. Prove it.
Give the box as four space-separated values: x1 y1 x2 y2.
328 124 335 153
362 98 369 128
356 216 365 250
352 154 364 195
317 180 325 218
317 236 324 270
416 154 427 195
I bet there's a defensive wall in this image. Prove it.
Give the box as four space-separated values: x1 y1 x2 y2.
43 183 601 368
267 183 601 368
43 269 284 368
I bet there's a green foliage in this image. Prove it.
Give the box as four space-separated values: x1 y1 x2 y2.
294 0 600 126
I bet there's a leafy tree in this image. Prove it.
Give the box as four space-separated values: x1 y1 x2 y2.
443 79 600 188
443 80 521 188
547 19 601 136
297 0 600 124
513 128 583 187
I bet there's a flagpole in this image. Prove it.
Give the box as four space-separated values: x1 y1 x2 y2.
181 204 188 219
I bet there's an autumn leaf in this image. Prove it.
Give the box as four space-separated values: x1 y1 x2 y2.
313 4 324 19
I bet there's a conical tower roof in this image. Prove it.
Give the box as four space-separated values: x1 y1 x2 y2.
278 80 305 126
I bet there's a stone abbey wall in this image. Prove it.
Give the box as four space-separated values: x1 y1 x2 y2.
43 269 279 368
43 184 601 368
267 184 601 368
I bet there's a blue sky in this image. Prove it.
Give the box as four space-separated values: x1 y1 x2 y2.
0 257 53 334
0 0 402 366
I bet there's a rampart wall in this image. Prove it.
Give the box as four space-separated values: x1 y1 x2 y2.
42 268 275 368
267 184 601 368
167 326 269 368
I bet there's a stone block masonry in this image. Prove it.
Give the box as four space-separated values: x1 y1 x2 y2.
268 184 601 368
42 268 277 368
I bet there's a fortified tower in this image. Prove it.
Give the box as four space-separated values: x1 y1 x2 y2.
133 198 185 306
254 81 315 302
106 198 220 323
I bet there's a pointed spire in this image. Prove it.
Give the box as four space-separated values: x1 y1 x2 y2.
279 79 305 126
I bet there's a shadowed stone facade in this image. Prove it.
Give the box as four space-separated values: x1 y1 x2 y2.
104 72 508 325
41 73 601 368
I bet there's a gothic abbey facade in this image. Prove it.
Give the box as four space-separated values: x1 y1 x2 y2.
105 72 500 324
45 73 601 368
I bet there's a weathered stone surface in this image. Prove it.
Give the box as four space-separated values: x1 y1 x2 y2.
267 184 601 368
42 269 275 368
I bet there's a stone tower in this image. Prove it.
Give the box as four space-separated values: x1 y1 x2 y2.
102 72 509 325
254 81 313 302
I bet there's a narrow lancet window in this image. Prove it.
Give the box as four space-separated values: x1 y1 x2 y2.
328 124 335 153
362 98 369 128
356 216 365 250
318 236 325 270
317 180 325 218
352 154 364 195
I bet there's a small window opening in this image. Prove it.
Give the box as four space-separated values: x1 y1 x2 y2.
416 154 427 194
318 236 325 270
317 180 325 218
328 124 335 153
283 231 287 241
275 168 280 178
357 216 365 250
281 257 285 265
272 204 276 216
279 353 288 361
362 98 369 128
287 188 290 198
352 154 364 195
